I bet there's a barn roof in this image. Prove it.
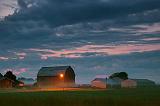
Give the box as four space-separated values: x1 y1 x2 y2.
0 77 15 82
94 75 109 79
133 79 155 83
37 66 72 77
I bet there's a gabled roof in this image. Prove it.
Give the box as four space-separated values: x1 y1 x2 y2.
95 75 109 79
133 79 155 83
92 78 107 83
37 66 72 77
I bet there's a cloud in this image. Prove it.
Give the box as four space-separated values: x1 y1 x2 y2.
0 0 160 52
0 0 18 17
4 68 28 75
3 0 160 25
132 23 160 34
29 44 160 59
142 38 160 41
15 52 27 59
0 56 9 60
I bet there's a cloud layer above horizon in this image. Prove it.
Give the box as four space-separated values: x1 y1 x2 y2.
0 0 160 83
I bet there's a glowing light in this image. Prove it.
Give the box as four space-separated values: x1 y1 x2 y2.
60 74 64 78
19 83 24 87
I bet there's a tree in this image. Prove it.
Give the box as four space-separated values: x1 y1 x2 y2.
4 71 16 81
109 72 128 80
0 73 3 78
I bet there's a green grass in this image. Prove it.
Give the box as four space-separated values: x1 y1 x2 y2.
0 87 160 106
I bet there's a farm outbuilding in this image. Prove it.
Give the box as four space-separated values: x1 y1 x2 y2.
37 66 75 87
107 77 122 88
91 78 107 89
0 77 14 88
121 79 137 88
134 79 155 87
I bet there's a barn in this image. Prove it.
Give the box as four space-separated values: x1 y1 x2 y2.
121 79 137 88
0 77 14 88
37 66 75 87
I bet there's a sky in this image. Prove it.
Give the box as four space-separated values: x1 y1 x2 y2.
0 0 160 84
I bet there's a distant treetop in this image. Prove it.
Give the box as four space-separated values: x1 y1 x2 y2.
4 71 16 81
109 72 128 80
0 73 3 78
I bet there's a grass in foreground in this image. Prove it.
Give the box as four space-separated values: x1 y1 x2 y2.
0 87 160 106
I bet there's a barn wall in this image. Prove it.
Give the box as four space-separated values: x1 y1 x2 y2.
37 76 64 87
91 81 106 89
121 80 137 88
64 68 75 86
0 79 13 88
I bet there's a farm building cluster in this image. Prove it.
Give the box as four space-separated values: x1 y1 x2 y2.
91 75 155 89
0 66 157 89
0 72 24 88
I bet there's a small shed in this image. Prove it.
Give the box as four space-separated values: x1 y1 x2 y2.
0 77 14 88
134 79 155 87
91 78 107 89
16 80 25 87
37 66 75 87
107 77 122 88
121 79 137 88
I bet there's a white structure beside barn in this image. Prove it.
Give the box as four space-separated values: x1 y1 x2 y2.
91 76 123 88
91 78 107 88
134 79 155 87
91 75 156 89
107 77 122 88
121 79 137 88
91 75 108 88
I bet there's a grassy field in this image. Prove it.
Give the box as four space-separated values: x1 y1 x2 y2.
0 87 160 106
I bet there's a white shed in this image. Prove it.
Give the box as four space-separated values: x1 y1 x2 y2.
91 78 107 89
106 77 122 88
121 79 137 88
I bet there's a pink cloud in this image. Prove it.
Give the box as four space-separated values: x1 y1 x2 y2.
142 37 160 41
108 23 160 35
15 52 27 59
29 44 160 59
133 23 160 33
4 68 28 76
16 52 27 56
0 56 8 60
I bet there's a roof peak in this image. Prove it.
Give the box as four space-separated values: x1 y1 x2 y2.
41 66 71 68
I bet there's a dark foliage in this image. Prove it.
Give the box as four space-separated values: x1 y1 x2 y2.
109 72 128 80
4 71 16 81
0 73 3 78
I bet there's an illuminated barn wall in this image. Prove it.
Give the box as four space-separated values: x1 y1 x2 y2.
37 66 75 87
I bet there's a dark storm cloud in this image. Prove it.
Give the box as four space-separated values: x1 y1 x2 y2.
1 0 160 47
5 0 160 26
0 0 160 56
